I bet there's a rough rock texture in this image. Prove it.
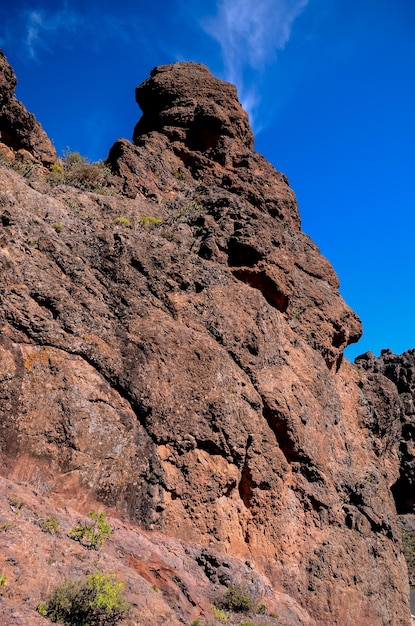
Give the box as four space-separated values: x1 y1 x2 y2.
0 51 56 165
0 59 411 624
0 476 312 626
356 349 415 514
108 63 362 371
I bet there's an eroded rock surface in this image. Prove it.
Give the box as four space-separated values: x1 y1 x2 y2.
0 58 411 624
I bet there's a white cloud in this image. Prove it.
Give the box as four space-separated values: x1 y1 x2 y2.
24 6 81 60
206 0 308 78
203 0 309 124
21 5 151 62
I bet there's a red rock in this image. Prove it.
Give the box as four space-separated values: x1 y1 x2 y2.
0 60 411 624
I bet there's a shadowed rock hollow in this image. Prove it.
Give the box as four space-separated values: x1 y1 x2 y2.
0 54 412 624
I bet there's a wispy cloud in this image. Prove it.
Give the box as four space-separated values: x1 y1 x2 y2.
21 4 152 62
203 0 309 124
24 5 81 60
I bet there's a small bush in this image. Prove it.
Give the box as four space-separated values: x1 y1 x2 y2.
26 237 39 248
0 521 16 532
37 602 48 616
49 162 65 184
171 168 186 181
49 150 114 193
113 216 131 227
139 216 163 229
0 574 7 586
51 223 64 233
0 148 14 167
68 511 111 550
0 148 37 177
40 517 60 535
221 584 255 613
44 571 130 626
211 605 230 622
67 162 110 191
177 200 204 222
9 496 24 512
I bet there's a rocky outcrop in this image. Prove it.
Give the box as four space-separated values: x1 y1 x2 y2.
356 349 415 514
0 59 411 624
108 62 362 371
0 50 56 165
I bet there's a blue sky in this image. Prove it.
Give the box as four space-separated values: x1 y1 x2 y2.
1 0 414 361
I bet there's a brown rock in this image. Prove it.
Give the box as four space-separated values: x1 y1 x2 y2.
108 62 362 369
0 61 411 624
0 475 314 625
0 50 56 165
133 62 254 151
356 348 415 514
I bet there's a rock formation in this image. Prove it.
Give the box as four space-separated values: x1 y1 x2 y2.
356 349 415 515
0 50 56 165
0 53 412 624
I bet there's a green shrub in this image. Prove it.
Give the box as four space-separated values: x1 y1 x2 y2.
138 216 163 229
44 571 130 625
0 150 36 177
26 237 39 248
68 511 111 550
66 162 110 191
0 574 7 586
9 496 24 512
177 200 204 222
211 605 230 622
171 168 186 181
49 150 114 193
37 602 48 616
49 162 65 184
40 517 60 535
220 584 255 613
51 223 64 233
113 216 131 227
0 522 16 531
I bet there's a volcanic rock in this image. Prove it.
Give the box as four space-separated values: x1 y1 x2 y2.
0 50 56 165
356 348 415 515
0 58 411 624
108 62 362 371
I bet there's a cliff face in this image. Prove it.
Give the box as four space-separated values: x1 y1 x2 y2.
0 53 411 625
356 349 415 515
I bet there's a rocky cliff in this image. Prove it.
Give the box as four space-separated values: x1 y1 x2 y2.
0 52 411 625
356 349 415 517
